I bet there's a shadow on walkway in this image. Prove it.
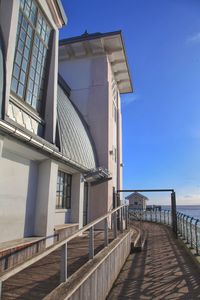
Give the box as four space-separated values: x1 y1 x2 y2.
108 222 200 300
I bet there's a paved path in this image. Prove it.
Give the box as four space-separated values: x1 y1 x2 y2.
108 222 200 300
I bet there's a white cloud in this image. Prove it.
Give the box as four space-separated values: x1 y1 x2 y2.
186 32 200 44
121 94 139 106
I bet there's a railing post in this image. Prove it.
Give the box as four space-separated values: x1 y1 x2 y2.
180 213 183 236
125 206 128 229
113 211 117 238
177 212 180 233
171 191 177 237
186 216 190 244
0 281 2 300
168 210 170 225
195 219 199 256
190 217 194 248
160 210 162 223
89 226 94 259
183 215 187 240
104 218 109 247
60 243 67 282
120 208 123 232
164 210 166 224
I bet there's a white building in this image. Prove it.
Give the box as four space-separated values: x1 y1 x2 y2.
59 31 132 221
126 192 148 210
0 0 132 247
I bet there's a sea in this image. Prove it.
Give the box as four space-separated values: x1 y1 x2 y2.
162 205 200 219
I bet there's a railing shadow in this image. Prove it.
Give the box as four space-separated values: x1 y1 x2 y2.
108 222 200 300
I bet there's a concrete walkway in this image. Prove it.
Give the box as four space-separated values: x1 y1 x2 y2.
108 222 200 300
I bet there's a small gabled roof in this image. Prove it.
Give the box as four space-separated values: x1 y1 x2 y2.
59 31 133 94
125 192 149 200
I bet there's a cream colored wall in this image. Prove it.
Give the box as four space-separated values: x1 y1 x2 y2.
59 55 111 220
59 53 123 220
107 57 123 197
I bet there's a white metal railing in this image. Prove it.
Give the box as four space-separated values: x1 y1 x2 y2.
0 204 128 299
129 209 200 255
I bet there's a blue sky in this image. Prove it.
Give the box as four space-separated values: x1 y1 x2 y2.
60 0 200 205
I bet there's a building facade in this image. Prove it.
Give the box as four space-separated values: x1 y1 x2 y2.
0 0 132 246
126 192 148 210
59 31 132 221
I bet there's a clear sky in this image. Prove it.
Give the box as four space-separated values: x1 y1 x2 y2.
60 0 200 205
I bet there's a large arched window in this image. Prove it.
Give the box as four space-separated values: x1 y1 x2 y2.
11 0 51 114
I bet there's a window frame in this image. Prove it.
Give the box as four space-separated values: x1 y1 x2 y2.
10 0 52 117
56 170 72 210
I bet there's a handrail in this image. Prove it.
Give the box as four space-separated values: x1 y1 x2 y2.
129 208 200 255
0 204 127 283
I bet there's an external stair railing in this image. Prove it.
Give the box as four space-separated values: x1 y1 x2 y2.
0 204 129 299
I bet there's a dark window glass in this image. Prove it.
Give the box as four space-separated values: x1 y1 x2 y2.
56 171 72 209
11 0 51 114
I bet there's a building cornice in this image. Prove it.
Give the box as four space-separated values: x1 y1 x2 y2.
0 119 90 173
59 31 133 94
47 0 67 28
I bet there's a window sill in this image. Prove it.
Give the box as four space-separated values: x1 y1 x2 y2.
10 94 45 125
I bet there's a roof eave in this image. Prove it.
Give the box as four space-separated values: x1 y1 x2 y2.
55 0 67 25
59 31 133 94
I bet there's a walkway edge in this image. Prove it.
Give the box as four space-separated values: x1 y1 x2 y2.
44 229 134 300
177 237 200 272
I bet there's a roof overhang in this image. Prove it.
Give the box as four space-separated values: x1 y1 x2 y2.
47 0 67 28
125 192 149 200
59 31 133 94
84 167 112 184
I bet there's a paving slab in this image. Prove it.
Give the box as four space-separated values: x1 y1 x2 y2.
108 222 200 300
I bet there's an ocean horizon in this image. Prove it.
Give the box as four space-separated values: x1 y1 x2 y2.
162 205 200 219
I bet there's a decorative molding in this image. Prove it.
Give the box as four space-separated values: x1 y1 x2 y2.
46 0 65 28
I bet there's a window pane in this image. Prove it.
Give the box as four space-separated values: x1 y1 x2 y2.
20 28 26 42
32 95 37 109
56 171 72 209
11 0 51 114
22 17 28 31
30 67 35 80
11 77 18 93
27 25 33 37
28 79 33 91
20 70 26 84
26 90 32 104
17 83 24 98
18 39 24 54
24 46 29 59
13 64 20 79
16 52 22 66
22 58 28 72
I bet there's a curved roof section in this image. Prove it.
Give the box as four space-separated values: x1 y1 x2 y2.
0 32 4 118
57 84 97 171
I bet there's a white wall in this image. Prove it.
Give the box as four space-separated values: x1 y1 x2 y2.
34 159 58 246
0 138 38 243
59 55 112 221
